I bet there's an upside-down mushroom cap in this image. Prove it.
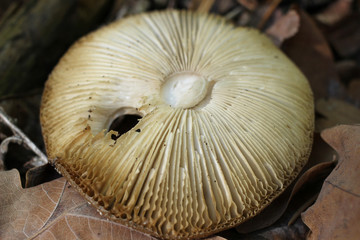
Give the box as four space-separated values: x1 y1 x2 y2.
40 10 314 239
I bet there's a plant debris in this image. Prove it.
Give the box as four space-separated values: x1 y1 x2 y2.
302 125 360 239
1 0 360 239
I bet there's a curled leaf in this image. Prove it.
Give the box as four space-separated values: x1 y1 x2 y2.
266 9 300 47
302 125 360 240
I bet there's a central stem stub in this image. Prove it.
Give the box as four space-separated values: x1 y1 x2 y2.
161 72 209 109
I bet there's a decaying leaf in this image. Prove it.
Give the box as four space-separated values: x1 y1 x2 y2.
0 169 156 240
265 9 300 47
302 125 360 240
25 163 61 188
282 8 344 99
315 0 352 26
336 60 360 85
315 98 360 132
0 169 65 240
323 13 360 58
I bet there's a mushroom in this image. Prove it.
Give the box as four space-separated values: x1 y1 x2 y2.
40 10 314 239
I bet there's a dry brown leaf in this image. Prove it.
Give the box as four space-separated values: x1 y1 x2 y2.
315 0 353 26
316 98 360 132
25 164 61 188
265 9 300 47
336 60 360 85
323 13 360 57
302 125 360 240
0 169 65 240
282 8 345 99
0 169 156 240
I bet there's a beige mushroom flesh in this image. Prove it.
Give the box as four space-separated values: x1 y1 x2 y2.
40 10 314 240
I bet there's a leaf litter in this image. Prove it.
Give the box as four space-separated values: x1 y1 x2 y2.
302 125 360 240
1 0 360 239
0 169 157 240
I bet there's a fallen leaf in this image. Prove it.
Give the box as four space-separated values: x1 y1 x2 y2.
315 98 360 132
265 9 300 47
0 169 65 240
302 125 360 240
0 169 156 240
336 60 360 85
315 0 352 26
322 13 360 57
25 163 61 188
282 8 345 99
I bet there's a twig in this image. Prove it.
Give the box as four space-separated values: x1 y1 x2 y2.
257 0 282 30
224 6 243 20
0 136 23 152
0 107 48 165
189 0 215 13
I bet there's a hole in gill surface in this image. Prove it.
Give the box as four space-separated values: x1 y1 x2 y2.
109 114 142 140
120 213 127 220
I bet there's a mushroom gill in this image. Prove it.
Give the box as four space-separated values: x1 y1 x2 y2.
40 10 314 239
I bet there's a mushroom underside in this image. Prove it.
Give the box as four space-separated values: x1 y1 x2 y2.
40 10 314 239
